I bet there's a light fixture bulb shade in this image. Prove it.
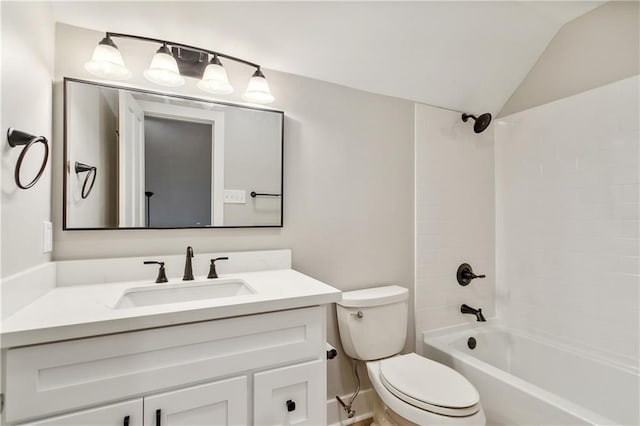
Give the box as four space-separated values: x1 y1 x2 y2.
197 61 233 95
143 46 184 87
84 41 131 80
242 70 274 104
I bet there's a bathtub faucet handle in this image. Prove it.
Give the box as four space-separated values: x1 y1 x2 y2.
457 263 486 286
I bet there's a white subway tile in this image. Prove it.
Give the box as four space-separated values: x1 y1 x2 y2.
415 104 495 336
496 77 639 360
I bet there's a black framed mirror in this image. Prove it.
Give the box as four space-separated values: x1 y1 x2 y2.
63 78 283 230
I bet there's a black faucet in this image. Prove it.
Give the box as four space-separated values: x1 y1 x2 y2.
461 304 486 322
207 257 229 279
183 246 194 281
457 263 486 286
144 261 168 283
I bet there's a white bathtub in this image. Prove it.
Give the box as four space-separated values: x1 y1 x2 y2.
423 322 639 425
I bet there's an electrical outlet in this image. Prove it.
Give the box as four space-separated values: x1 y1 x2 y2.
224 189 246 204
43 221 53 253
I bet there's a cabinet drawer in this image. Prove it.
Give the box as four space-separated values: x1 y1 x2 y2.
143 377 247 426
254 359 326 426
17 398 142 426
6 306 323 423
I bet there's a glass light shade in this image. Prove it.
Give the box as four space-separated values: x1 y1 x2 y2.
84 40 131 80
197 59 233 95
143 45 185 87
242 69 274 104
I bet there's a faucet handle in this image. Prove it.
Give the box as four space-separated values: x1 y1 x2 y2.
457 263 486 286
144 261 168 283
207 257 229 279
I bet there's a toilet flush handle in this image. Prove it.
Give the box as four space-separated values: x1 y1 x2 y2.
350 311 363 319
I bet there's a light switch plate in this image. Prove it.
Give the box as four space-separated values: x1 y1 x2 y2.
43 221 53 253
224 189 246 204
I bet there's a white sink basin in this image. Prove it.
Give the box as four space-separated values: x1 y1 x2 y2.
115 279 255 309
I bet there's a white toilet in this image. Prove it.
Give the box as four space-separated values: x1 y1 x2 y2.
336 286 486 425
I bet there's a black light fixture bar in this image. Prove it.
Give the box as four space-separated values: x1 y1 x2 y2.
106 32 261 69
88 31 274 102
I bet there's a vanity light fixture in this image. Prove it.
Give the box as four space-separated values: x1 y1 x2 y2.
242 67 275 104
144 42 185 87
197 53 233 95
85 32 275 103
84 35 131 80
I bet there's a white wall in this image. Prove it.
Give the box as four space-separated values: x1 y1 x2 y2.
66 84 117 228
53 23 415 399
414 104 495 347
224 107 282 226
495 76 640 362
500 1 639 117
1 0 2 281
0 2 54 278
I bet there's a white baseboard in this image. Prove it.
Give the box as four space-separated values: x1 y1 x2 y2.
327 388 374 426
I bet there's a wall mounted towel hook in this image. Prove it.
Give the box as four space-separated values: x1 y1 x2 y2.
7 128 49 190
74 161 97 199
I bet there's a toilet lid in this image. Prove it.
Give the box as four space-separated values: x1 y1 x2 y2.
379 353 480 416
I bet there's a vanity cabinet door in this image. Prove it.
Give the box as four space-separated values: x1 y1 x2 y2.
253 359 325 426
18 398 142 426
6 306 323 423
143 376 247 426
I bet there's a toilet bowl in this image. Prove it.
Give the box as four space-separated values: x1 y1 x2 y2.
367 354 484 425
336 286 485 425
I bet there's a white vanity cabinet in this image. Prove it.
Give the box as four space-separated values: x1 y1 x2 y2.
4 306 328 426
254 360 325 425
20 399 142 426
143 377 248 426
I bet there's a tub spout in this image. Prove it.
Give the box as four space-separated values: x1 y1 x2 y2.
461 304 486 322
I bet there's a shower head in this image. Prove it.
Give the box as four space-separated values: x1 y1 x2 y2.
462 112 492 133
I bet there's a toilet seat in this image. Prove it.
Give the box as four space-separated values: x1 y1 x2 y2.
378 353 480 417
366 356 486 425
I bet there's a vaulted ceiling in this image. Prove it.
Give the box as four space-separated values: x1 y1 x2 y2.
52 1 603 114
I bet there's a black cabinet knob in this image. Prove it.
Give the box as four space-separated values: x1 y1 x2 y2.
156 409 162 426
123 415 130 426
286 399 296 412
326 347 338 360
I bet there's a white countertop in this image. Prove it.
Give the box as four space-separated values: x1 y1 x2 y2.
1 269 341 348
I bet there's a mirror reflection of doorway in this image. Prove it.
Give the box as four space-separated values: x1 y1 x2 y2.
65 80 283 230
144 116 213 227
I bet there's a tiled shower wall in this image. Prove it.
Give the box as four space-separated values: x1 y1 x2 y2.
414 104 495 348
495 76 640 362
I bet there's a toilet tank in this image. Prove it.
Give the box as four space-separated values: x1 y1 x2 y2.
336 286 408 361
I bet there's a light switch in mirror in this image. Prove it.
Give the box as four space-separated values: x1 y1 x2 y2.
63 78 283 229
